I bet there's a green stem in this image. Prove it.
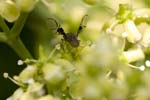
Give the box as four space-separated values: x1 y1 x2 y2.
10 12 29 37
48 47 57 60
7 37 33 60
0 32 7 42
0 16 9 33
0 13 32 60
6 12 32 60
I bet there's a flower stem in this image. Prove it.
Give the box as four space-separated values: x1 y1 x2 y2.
0 12 33 59
10 12 29 37
0 12 33 60
0 16 9 33
7 37 33 60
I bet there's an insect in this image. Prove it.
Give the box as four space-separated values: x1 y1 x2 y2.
48 15 88 47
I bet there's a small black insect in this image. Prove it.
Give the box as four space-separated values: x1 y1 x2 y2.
48 15 88 47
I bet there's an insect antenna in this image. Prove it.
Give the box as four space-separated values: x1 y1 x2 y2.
76 15 88 36
47 18 67 38
47 18 61 32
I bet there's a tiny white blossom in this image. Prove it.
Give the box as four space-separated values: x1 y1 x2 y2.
145 60 150 67
139 65 145 71
12 88 24 100
13 75 19 81
122 32 128 38
55 44 60 50
123 48 145 63
17 59 24 65
3 72 8 78
141 27 150 47
124 20 142 43
27 65 35 70
106 28 112 33
27 78 34 84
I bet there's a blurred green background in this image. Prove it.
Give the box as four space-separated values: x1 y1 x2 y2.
0 0 149 99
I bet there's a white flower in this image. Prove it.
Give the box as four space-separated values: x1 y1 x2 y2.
139 65 145 71
0 0 20 22
141 27 150 47
145 60 150 67
16 0 39 12
123 48 145 63
17 59 24 65
124 20 142 43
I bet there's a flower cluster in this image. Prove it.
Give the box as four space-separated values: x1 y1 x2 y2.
2 1 150 100
4 40 125 100
103 4 150 71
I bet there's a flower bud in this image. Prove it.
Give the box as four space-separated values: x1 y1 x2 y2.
0 0 20 22
42 63 65 85
145 60 150 67
19 65 37 83
11 88 24 100
19 91 34 100
141 27 150 47
122 48 145 63
54 59 75 72
27 82 45 97
124 20 142 43
16 0 39 12
17 59 24 65
83 83 101 99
